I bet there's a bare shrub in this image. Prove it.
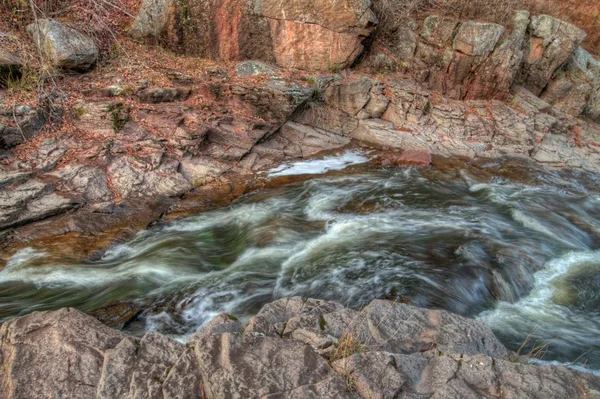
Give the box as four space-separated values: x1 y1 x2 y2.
0 0 134 56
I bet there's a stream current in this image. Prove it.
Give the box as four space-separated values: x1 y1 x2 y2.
2 151 600 371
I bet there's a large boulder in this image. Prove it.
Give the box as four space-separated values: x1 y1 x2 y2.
0 308 126 399
26 19 98 70
131 0 377 71
521 15 587 95
128 0 173 39
453 21 504 56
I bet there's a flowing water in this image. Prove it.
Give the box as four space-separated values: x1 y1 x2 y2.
2 151 600 371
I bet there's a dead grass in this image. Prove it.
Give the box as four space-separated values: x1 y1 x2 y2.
507 327 550 362
372 0 600 54
330 333 368 363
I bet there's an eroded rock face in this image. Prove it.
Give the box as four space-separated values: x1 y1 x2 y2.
131 0 377 71
281 75 600 171
365 11 599 122
1 299 599 399
26 19 98 70
522 15 587 95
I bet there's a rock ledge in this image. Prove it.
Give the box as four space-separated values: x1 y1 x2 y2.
1 297 599 398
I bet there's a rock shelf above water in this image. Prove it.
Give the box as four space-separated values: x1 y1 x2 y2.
0 297 598 398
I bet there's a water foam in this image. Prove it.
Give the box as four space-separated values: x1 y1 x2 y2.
267 150 369 177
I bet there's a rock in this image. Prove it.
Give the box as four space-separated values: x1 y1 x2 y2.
188 312 244 347
72 101 129 136
0 179 79 230
246 296 346 336
453 22 504 56
88 301 142 328
235 60 281 77
97 333 185 399
0 50 22 86
0 106 49 150
541 58 594 117
521 15 587 95
194 332 354 398
324 77 373 116
179 156 231 185
331 351 424 398
26 19 98 70
420 15 460 47
137 87 192 103
107 156 192 199
129 0 173 39
332 350 600 399
1 300 600 398
0 171 32 187
255 121 350 158
47 165 114 203
394 27 418 62
133 0 377 71
462 11 530 101
382 149 432 166
231 80 314 124
0 308 126 399
246 297 509 359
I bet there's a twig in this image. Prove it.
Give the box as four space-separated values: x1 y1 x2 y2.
12 101 28 143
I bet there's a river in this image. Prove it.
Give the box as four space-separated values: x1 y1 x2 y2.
1 150 599 372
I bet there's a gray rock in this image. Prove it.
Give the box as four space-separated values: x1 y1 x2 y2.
72 100 129 136
47 165 113 203
246 297 508 359
0 179 78 230
256 121 350 159
27 19 98 70
97 332 185 399
394 27 418 62
137 87 192 103
235 60 282 77
521 15 587 95
162 348 203 399
332 351 426 399
188 312 244 347
420 15 460 47
194 332 354 398
1 301 600 399
453 21 505 56
129 0 173 38
107 156 192 199
0 308 126 399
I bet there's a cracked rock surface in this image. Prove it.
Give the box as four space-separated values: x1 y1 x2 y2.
1 297 599 399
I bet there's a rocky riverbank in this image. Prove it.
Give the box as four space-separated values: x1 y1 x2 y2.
2 3 600 267
2 0 600 395
1 296 598 398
